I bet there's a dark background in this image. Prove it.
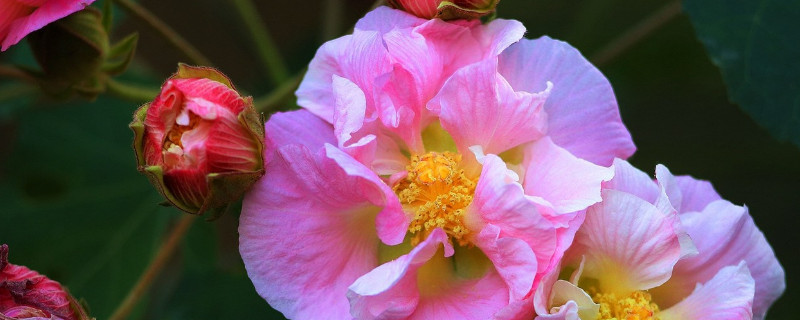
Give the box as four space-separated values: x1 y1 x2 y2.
1 0 796 318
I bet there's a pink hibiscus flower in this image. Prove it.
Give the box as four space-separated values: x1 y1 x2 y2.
239 6 634 320
534 160 785 320
0 0 95 51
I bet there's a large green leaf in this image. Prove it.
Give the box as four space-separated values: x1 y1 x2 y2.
683 0 800 147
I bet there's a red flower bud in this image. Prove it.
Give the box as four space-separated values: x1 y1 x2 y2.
130 64 265 216
387 0 500 20
0 245 91 320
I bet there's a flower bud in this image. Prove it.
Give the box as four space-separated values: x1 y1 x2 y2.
130 64 265 216
387 0 500 20
0 244 92 320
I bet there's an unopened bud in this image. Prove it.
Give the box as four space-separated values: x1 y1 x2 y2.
387 0 500 20
130 64 265 216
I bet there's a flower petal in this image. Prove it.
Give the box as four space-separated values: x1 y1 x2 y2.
602 158 660 204
432 58 548 155
2 0 95 51
474 224 539 301
239 143 403 319
659 261 755 320
673 175 722 213
347 229 450 320
498 36 635 166
522 137 614 214
264 110 336 160
296 30 391 123
572 189 683 293
653 200 785 319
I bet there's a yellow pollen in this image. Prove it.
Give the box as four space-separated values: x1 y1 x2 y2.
164 111 200 150
393 152 477 246
588 288 660 320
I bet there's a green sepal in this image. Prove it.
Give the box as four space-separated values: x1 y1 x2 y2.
437 0 499 20
129 103 150 167
174 63 235 90
201 169 264 217
103 33 138 76
142 165 199 214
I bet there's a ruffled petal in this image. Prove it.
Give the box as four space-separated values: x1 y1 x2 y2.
469 154 558 278
571 189 683 293
239 143 403 319
652 200 785 319
543 280 600 320
673 175 722 213
296 30 391 122
522 137 614 214
347 229 451 320
355 6 426 35
497 36 635 166
432 59 548 155
2 0 95 51
602 158 660 204
534 300 581 320
659 262 755 320
474 224 538 301
411 270 511 320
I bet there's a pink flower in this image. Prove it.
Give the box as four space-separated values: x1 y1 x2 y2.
0 245 90 320
0 0 94 51
130 64 265 215
240 7 634 320
533 160 785 320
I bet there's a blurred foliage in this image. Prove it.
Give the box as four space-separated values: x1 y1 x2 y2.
1 0 798 319
684 0 800 149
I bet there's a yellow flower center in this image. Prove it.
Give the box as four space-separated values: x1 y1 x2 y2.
393 152 477 246
588 288 660 320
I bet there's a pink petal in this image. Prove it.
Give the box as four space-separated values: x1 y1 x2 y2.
355 6 426 35
411 270 511 320
347 229 451 320
673 175 722 213
1 0 95 51
653 200 784 319
602 158 660 204
172 78 246 114
239 143 403 319
492 297 535 320
498 36 635 166
431 58 548 155
572 189 683 293
475 224 539 301
296 30 391 123
264 110 336 161
522 137 614 214
659 261 755 320
470 154 558 278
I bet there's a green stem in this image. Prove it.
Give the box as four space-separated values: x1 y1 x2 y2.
231 0 289 84
0 65 36 84
590 0 682 67
108 214 195 320
113 0 213 66
106 78 160 103
253 69 305 112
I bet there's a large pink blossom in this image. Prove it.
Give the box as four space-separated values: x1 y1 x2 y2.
240 6 634 320
533 160 785 320
0 0 94 51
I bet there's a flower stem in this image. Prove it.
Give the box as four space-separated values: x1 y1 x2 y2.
113 0 213 66
0 65 36 84
231 0 289 84
253 69 305 112
108 214 195 320
590 0 682 66
106 78 160 103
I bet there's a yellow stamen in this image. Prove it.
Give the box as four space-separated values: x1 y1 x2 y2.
588 287 660 320
393 152 477 246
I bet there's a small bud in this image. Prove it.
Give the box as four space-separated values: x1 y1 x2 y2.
0 244 92 320
130 64 265 216
387 0 500 20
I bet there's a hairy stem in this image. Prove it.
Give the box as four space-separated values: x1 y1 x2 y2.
106 78 160 103
108 214 195 320
591 0 682 66
113 0 212 66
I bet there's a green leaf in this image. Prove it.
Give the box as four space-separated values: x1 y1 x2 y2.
103 33 139 76
683 0 800 148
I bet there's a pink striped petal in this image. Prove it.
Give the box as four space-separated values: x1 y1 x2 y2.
659 262 755 320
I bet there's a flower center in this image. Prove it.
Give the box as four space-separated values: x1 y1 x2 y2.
393 152 477 246
588 288 660 320
164 109 200 150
